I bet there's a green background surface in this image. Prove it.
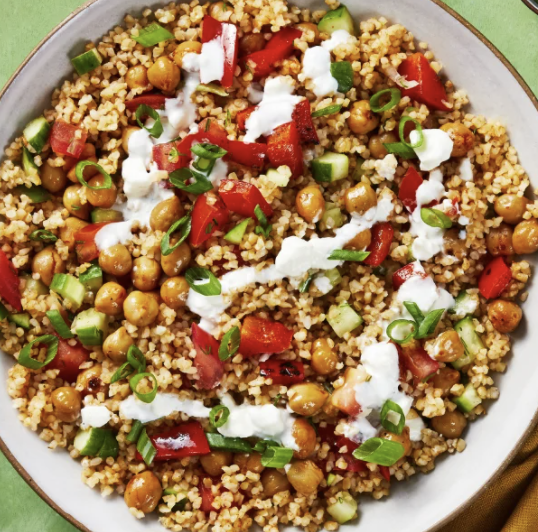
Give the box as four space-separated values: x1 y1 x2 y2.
1 0 538 531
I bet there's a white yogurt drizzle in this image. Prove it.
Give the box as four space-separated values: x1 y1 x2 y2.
80 405 112 429
411 129 453 172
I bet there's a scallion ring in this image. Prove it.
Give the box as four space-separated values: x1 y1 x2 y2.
127 344 146 373
352 437 405 466
328 249 371 262
75 161 113 190
380 399 405 435
137 428 157 465
420 207 453 229
185 267 222 296
110 361 135 384
126 420 144 443
370 88 401 113
29 229 57 244
135 104 164 139
383 142 417 159
209 405 230 428
398 116 423 148
18 334 58 370
311 104 343 118
45 309 74 339
129 372 158 403
261 446 294 468
161 214 192 257
403 301 424 325
191 143 227 160
169 168 213 195
416 308 445 339
386 319 416 345
218 326 240 361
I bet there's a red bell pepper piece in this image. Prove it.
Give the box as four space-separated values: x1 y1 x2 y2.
478 257 512 299
0 251 22 311
398 53 450 112
239 316 293 358
153 138 193 173
379 466 391 482
331 367 362 417
267 121 303 178
363 222 394 266
191 323 224 389
259 359 304 385
398 167 423 213
190 192 230 247
49 119 88 159
199 477 216 512
397 342 439 384
125 93 167 111
225 139 267 169
74 222 112 263
218 179 273 218
46 334 90 382
201 16 238 88
392 262 427 290
236 106 256 131
136 421 211 462
292 99 318 144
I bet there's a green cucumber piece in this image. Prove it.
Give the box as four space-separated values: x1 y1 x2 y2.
8 313 31 330
311 152 349 183
79 264 103 292
326 493 358 524
324 268 342 288
23 117 51 154
98 430 119 459
318 5 355 35
224 218 250 244
22 147 40 179
50 274 86 310
71 48 103 76
74 427 106 456
90 208 124 223
353 156 366 181
330 61 353 93
265 167 291 187
449 290 479 318
13 185 51 203
319 202 345 231
72 308 108 346
327 303 362 338
453 383 482 414
452 317 484 370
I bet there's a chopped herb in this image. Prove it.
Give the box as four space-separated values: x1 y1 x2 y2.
254 204 272 238
323 381 334 394
273 393 282 406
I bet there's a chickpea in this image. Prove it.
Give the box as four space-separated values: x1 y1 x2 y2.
292 418 317 459
379 427 412 457
494 194 529 225
63 184 90 219
286 460 323 495
200 451 232 477
103 327 134 364
41 162 68 193
346 229 372 251
344 182 377 215
51 386 82 422
76 365 107 396
67 144 98 183
32 247 65 286
99 244 133 276
160 276 190 309
131 257 161 292
261 469 290 497
173 41 203 68
348 101 379 135
150 196 185 232
368 132 398 159
161 242 191 276
295 22 320 44
126 65 149 90
512 219 538 254
95 282 127 316
311 338 338 375
124 471 162 514
122 126 141 154
430 410 468 439
487 299 523 333
234 452 265 474
86 175 117 209
209 0 233 21
288 383 329 416
60 217 88 251
486 223 514 256
239 34 266 56
296 185 325 223
440 122 475 157
147 56 181 93
124 291 160 327
430 367 460 396
433 330 465 363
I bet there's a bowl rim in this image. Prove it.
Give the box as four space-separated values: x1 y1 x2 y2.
1 1 538 531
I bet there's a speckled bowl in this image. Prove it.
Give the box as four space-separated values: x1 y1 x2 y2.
1 1 538 531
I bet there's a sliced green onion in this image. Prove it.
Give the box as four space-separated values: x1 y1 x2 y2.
370 88 401 113
299 272 315 293
352 437 405 466
420 208 453 229
311 104 342 118
205 432 252 453
383 142 417 159
328 249 370 262
18 335 58 370
192 156 215 174
403 301 424 324
110 361 135 384
386 319 415 345
75 161 113 190
135 104 163 139
399 116 423 148
261 446 294 468
129 372 158 403
254 204 272 238
273 393 282 406
171 497 188 512
185 267 221 296
253 440 279 453
126 420 144 443
161 214 192 256
127 344 146 373
71 48 102 76
137 428 157 466
218 326 240 361
224 218 250 244
209 405 230 428
45 310 74 339
191 143 227 160
0 302 9 321
380 399 405 434
133 23 174 47
29 229 57 244
169 168 213 195
13 185 51 203
416 308 445 339
196 83 229 97
330 61 353 93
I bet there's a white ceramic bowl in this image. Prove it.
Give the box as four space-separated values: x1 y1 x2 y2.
1 1 538 531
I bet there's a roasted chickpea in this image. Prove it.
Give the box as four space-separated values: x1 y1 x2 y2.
433 330 465 363
288 383 329 416
348 100 379 135
486 223 514 256
286 460 323 495
147 56 181 93
292 418 317 459
150 196 184 232
440 122 475 157
200 451 233 477
95 282 127 316
86 175 117 208
124 471 162 514
296 185 325 223
160 276 190 309
67 144 98 183
63 184 90 219
239 33 266 55
431 410 468 438
261 469 290 497
295 22 320 44
379 427 412 457
59 217 88 251
41 162 68 193
487 299 523 333
161 242 191 276
234 452 265 474
32 247 65 286
126 65 149 90
173 41 203 67
122 126 141 154
103 326 134 364
368 132 398 159
344 182 377 215
124 291 160 327
51 386 82 422
311 338 338 375
430 367 460 396
345 229 372 251
99 244 133 276
209 0 233 21
132 257 161 291
494 194 529 225
76 365 107 396
512 219 538 254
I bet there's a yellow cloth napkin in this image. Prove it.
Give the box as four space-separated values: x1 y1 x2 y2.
439 423 538 532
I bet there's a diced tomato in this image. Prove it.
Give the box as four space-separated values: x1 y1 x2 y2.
49 120 88 159
318 424 339 449
318 430 367 473
74 222 112 263
191 323 224 389
125 93 167 111
190 193 230 247
0 251 22 311
46 335 90 382
478 257 512 299
197 118 230 145
152 138 191 173
392 262 427 290
379 466 391 482
292 99 318 144
259 359 305 385
363 222 394 266
202 16 238 88
398 167 423 212
237 106 256 131
218 179 273 218
199 477 216 512
239 316 293 358
267 121 303 178
397 342 439 383
331 367 362 417
398 53 450 112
